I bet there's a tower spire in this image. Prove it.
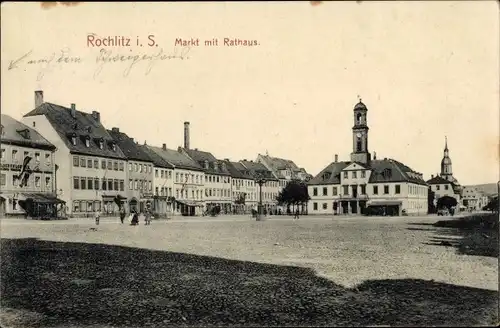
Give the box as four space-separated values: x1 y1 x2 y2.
444 136 448 151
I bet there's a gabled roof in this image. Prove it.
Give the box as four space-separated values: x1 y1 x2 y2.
24 103 126 159
308 162 349 185
308 158 428 186
426 175 456 185
1 114 56 151
108 128 153 163
146 145 204 172
240 160 277 181
182 148 231 176
222 160 249 179
139 145 174 169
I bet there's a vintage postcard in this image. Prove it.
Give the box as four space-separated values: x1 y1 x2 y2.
1 1 499 327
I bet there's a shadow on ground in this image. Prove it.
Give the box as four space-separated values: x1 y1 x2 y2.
408 213 499 258
1 238 498 327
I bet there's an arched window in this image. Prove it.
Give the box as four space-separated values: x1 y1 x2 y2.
357 113 362 124
356 136 362 152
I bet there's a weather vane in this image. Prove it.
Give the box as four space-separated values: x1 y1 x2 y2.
357 95 362 102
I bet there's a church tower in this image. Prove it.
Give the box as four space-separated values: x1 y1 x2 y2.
350 97 371 165
440 136 453 181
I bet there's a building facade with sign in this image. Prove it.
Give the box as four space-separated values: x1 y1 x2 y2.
307 100 428 216
22 91 128 217
108 127 155 213
145 144 205 216
0 114 63 218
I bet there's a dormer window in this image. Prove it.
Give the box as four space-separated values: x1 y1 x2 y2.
111 142 116 151
322 172 331 180
17 129 31 140
383 168 392 178
87 126 92 133
204 160 209 169
85 137 90 148
71 136 77 145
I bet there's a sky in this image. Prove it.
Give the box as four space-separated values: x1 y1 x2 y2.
1 1 499 185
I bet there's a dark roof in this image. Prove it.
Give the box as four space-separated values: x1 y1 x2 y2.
24 103 126 159
1 114 56 151
426 175 457 186
183 148 231 176
354 101 367 110
307 162 349 185
240 160 277 181
223 160 253 180
139 145 174 169
308 158 428 186
146 145 203 172
108 128 153 163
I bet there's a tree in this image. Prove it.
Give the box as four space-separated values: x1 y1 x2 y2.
427 187 436 214
437 195 458 210
483 196 499 212
276 180 310 210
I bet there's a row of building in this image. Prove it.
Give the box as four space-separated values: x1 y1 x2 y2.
0 91 312 218
0 91 492 218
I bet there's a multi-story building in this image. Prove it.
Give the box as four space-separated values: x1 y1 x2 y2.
178 122 232 213
461 186 490 211
240 159 279 213
22 91 128 217
223 159 258 214
426 138 462 207
140 143 175 216
0 114 62 218
308 100 428 216
145 143 205 216
108 127 155 213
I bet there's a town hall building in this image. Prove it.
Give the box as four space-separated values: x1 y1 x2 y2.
307 99 428 216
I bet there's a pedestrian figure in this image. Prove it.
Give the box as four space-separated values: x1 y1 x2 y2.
119 207 126 224
145 210 152 225
294 208 300 220
131 210 139 226
95 210 100 225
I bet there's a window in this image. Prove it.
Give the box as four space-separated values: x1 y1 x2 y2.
322 203 327 210
94 178 99 190
395 185 401 194
373 186 378 195
71 137 77 145
114 180 118 191
361 185 366 195
155 169 159 177
73 177 80 189
88 159 92 168
343 172 348 178
35 152 40 162
332 187 338 195
101 160 106 169
112 144 116 151
87 178 93 190
323 187 328 196
161 170 165 178
343 185 349 195
93 160 98 168
134 180 138 190
313 188 318 196
139 164 143 173
0 174 5 186
12 149 18 162
102 179 107 190
384 185 389 194
35 176 41 187
352 171 357 179
436 185 440 190
107 180 113 191
80 178 86 190
1 148 5 160
80 158 86 167
73 201 80 212
129 163 133 171
155 187 159 195
445 185 449 190
107 161 112 170
134 163 138 172
113 162 118 171
313 202 318 211
45 177 51 188
85 139 90 147
361 171 366 178
99 140 104 149
73 156 79 167
148 181 152 191
168 171 172 178
119 162 124 171
129 180 133 190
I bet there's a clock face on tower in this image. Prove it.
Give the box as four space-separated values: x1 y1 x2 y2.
356 132 362 138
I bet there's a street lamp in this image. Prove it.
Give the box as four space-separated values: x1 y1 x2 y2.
254 173 267 221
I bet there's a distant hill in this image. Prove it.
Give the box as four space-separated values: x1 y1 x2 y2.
465 183 499 196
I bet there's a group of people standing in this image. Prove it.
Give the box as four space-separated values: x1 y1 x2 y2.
95 207 153 225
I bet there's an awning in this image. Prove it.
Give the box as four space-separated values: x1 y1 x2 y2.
367 200 402 206
176 200 202 207
22 193 65 204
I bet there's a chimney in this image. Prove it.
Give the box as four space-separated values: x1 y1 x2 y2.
111 127 119 133
70 103 76 118
162 143 167 150
334 154 338 163
35 90 44 108
373 151 377 160
184 121 190 149
92 111 100 122
431 174 434 178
